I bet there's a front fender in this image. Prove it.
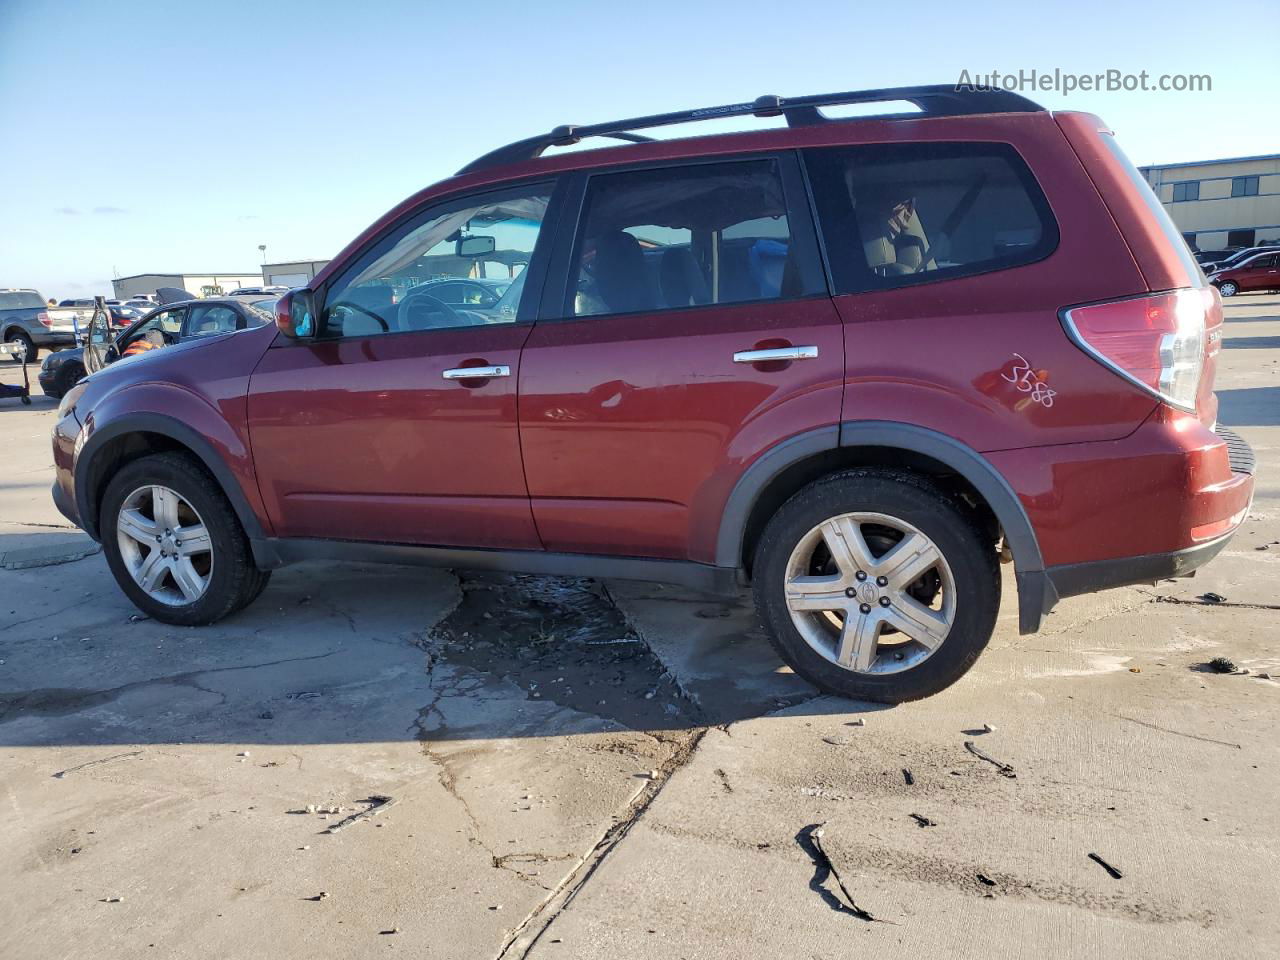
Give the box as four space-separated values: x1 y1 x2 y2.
74 385 270 543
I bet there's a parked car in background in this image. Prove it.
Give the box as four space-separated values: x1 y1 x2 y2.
405 276 513 310
38 297 275 398
1208 250 1280 297
1 288 80 361
50 86 1254 703
1194 248 1237 265
226 285 289 297
1199 246 1279 274
108 303 150 327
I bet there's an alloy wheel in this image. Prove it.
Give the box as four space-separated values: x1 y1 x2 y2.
116 485 213 605
783 512 955 675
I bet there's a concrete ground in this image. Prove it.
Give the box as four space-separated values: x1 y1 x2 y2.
1 297 1277 959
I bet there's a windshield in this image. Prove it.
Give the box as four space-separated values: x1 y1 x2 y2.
0 291 45 309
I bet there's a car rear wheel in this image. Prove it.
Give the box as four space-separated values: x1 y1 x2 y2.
4 331 36 363
100 452 270 625
1218 280 1238 297
752 469 1000 703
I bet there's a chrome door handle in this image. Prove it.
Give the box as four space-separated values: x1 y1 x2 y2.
732 346 818 363
442 365 510 380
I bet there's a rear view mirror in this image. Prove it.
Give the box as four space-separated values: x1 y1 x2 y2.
275 289 317 339
456 235 496 257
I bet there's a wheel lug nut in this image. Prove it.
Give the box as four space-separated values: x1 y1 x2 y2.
879 596 891 607
859 603 872 614
855 570 867 581
844 587 857 599
876 576 888 587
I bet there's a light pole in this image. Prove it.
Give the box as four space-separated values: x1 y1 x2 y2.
258 244 267 282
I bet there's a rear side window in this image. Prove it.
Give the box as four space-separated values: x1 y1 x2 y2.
0 291 45 309
185 304 240 338
804 143 1057 294
567 159 824 317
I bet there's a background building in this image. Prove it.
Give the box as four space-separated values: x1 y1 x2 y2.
112 272 264 300
1139 153 1280 251
262 260 330 288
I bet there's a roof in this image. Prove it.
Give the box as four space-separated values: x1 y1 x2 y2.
1138 152 1280 172
114 271 262 281
458 84 1044 174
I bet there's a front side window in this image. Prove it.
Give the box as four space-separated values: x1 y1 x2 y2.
322 187 551 338
804 142 1057 294
568 159 821 318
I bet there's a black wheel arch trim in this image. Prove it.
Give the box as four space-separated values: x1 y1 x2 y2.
715 420 1050 633
74 412 266 544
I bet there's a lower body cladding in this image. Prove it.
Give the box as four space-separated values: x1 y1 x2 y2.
49 403 1254 639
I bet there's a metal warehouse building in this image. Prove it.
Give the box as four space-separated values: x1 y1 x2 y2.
261 260 330 288
1139 153 1280 252
112 272 264 300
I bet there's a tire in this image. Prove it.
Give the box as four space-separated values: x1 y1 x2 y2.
53 361 84 399
4 331 36 363
100 452 270 625
752 468 1000 703
1218 280 1238 297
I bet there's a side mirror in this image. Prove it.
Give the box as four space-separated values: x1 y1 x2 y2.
456 235 496 257
275 289 317 338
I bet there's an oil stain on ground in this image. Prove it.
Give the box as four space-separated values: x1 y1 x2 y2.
429 573 703 732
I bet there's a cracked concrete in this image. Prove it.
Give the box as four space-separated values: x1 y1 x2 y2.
2 295 1279 959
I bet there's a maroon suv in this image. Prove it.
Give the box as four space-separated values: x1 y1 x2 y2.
51 86 1256 702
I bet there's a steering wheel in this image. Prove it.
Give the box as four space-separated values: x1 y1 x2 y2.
398 289 463 330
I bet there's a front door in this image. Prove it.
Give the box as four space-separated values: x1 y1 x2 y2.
518 157 843 562
247 183 558 549
1241 253 1278 290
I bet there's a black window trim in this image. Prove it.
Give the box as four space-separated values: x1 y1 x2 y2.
535 150 830 324
310 177 568 343
799 140 1061 296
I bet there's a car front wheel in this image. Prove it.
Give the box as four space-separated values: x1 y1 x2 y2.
753 469 1000 703
100 452 270 625
1218 280 1238 297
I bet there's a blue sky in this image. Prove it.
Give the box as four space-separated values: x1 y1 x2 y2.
2 0 1276 297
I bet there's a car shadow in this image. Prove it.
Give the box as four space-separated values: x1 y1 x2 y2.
1216 386 1280 427
0 549 893 748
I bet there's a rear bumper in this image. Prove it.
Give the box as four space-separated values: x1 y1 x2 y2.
1046 530 1236 600
991 411 1255 632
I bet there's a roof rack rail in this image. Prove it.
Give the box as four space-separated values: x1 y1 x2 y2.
457 84 1043 175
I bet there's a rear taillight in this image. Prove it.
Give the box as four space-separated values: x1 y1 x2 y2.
37 311 52 327
1062 288 1210 412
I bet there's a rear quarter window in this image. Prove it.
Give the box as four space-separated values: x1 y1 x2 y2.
803 142 1058 294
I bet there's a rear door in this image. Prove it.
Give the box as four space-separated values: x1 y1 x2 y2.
517 155 842 562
